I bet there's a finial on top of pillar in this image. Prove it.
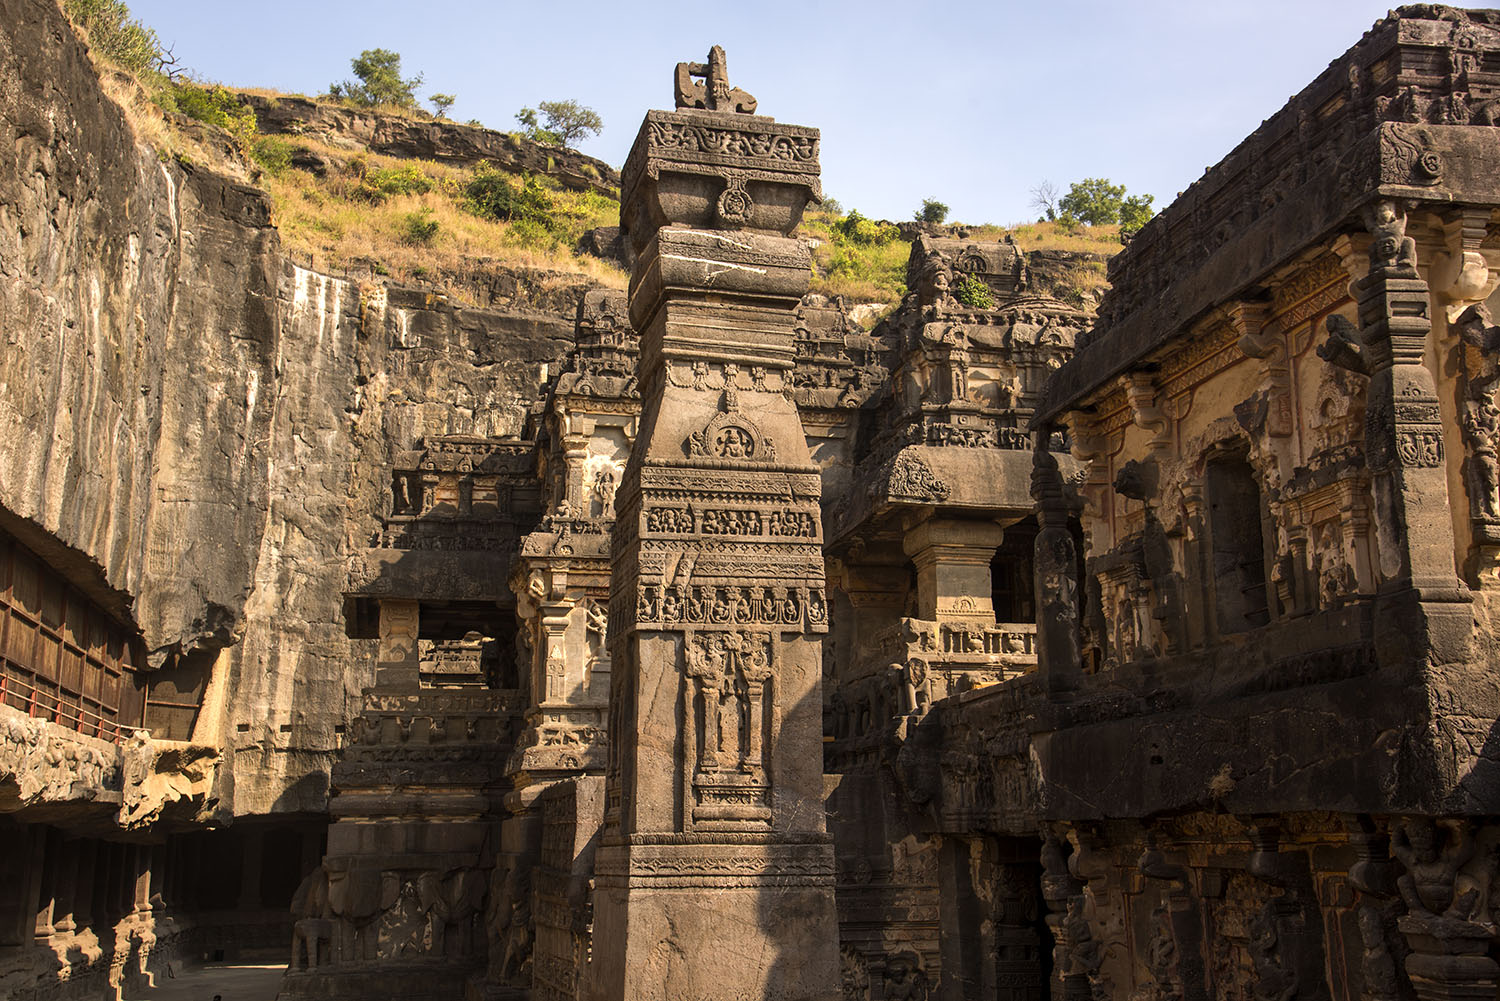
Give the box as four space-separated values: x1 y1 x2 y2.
674 45 758 114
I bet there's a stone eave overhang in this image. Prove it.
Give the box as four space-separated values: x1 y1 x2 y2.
825 445 1069 548
1035 124 1500 426
1034 6 1500 426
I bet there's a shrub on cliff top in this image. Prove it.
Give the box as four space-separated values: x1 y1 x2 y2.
63 0 164 77
953 273 995 309
835 210 899 247
357 163 435 201
161 82 258 153
250 136 296 176
916 198 949 225
330 48 423 110
463 164 554 227
398 209 440 246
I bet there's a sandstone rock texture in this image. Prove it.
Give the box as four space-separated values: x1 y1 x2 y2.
0 0 592 816
35 4 1500 1001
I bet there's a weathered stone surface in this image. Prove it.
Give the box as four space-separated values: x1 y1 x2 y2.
0 0 599 820
118 731 221 829
0 706 120 813
241 94 620 196
588 48 840 1001
37 4 1500 1001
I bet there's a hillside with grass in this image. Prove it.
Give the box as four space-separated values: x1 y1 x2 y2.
59 0 1121 315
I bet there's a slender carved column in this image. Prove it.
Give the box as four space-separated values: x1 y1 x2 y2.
1354 201 1466 600
588 48 839 1001
1032 439 1082 695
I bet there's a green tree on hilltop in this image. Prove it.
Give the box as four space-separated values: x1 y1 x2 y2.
1118 193 1156 235
515 100 602 148
916 198 949 225
330 48 423 109
1059 177 1156 235
1058 178 1126 226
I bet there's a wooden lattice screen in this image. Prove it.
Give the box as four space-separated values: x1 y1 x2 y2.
0 530 146 741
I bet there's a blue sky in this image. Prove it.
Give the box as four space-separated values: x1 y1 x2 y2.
126 0 1395 225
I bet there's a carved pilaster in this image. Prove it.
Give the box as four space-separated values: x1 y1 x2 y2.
374 599 420 691
1228 300 1293 442
1125 373 1172 467
1353 202 1467 603
1032 439 1082 695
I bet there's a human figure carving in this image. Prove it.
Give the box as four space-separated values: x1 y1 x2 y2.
1392 816 1476 918
1365 200 1418 274
1463 398 1500 520
882 952 929 1001
1455 304 1500 521
1356 906 1400 1001
1248 905 1297 1001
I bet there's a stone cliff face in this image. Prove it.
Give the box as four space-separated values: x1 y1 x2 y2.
242 93 620 196
0 0 586 814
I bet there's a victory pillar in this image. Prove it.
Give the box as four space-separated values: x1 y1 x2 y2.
588 47 840 1001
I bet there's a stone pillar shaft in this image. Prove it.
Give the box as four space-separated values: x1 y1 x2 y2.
374 599 421 691
589 58 839 1001
902 517 1007 621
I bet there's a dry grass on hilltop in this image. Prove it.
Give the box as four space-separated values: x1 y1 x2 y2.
258 139 627 291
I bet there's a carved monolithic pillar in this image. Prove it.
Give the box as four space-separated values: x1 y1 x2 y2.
1354 201 1465 599
587 48 840 1001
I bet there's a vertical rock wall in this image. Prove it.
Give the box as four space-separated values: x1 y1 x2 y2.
0 0 582 815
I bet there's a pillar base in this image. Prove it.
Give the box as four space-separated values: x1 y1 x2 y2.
588 837 840 1001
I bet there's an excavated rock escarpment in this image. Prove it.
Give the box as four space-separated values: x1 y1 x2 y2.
241 93 620 197
0 0 592 814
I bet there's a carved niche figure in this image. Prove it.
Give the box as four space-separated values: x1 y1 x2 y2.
1356 905 1401 1001
1365 200 1418 274
1463 398 1500 520
1391 817 1476 919
591 465 618 518
947 336 971 405
1457 304 1500 522
1247 903 1298 1001
584 598 608 664
882 951 930 1001
688 390 776 461
841 946 871 1000
1312 520 1357 610
1061 895 1107 984
1143 905 1183 1001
